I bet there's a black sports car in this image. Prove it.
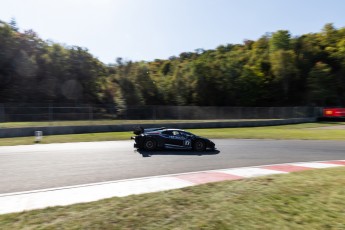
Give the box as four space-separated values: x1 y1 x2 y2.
131 127 215 151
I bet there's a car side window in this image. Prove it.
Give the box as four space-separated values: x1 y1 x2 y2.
162 131 173 136
180 131 193 137
172 131 180 136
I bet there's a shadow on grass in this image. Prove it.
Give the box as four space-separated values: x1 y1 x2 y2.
136 149 220 157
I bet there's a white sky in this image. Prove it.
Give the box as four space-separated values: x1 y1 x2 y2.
0 0 344 64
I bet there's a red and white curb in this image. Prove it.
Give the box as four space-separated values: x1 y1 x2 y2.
0 160 345 215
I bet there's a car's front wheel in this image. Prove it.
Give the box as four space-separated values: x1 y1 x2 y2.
193 140 206 151
143 139 156 150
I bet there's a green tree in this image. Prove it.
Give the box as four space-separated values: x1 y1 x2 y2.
269 30 291 52
1 20 345 108
308 62 337 105
270 50 297 101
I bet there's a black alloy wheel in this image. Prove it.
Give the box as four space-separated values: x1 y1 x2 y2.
144 139 156 150
193 140 206 151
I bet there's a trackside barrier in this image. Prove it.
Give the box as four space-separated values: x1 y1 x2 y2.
0 118 317 138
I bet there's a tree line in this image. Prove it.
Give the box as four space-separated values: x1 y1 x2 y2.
1 19 345 108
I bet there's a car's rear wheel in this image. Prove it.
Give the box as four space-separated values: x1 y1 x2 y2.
193 140 206 151
144 139 156 150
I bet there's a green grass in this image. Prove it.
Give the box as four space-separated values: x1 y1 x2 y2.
0 122 345 146
1 122 345 146
189 122 345 140
1 167 345 229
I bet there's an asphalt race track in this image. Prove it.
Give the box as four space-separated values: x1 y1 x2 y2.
0 139 345 194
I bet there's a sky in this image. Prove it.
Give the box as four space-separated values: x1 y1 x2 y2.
0 0 344 64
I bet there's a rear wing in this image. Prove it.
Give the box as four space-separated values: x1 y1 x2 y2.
133 126 144 135
133 126 165 135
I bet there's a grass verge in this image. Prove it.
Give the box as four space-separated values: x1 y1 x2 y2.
1 167 345 229
190 122 345 140
1 122 345 146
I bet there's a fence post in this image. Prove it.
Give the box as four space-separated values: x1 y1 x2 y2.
89 105 93 121
0 104 5 122
238 107 243 119
49 104 53 122
314 107 321 118
292 107 296 118
152 106 157 121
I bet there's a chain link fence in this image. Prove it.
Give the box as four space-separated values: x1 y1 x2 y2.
123 106 321 120
0 104 321 122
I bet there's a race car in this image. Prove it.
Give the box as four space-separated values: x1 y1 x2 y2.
131 127 215 151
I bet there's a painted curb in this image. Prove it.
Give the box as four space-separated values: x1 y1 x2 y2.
0 159 344 215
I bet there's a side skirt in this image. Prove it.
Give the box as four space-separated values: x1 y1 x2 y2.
164 144 192 150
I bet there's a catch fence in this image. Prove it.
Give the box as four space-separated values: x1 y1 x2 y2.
0 104 320 122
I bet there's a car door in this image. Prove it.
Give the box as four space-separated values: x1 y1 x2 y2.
162 130 185 147
161 131 176 147
179 131 192 148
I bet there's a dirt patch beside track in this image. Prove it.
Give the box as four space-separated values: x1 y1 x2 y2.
307 125 345 130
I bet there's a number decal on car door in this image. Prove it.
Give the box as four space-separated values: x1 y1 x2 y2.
184 140 191 146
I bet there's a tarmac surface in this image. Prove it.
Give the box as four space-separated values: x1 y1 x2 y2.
1 139 345 194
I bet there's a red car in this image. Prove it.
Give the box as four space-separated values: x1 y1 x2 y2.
323 108 345 118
